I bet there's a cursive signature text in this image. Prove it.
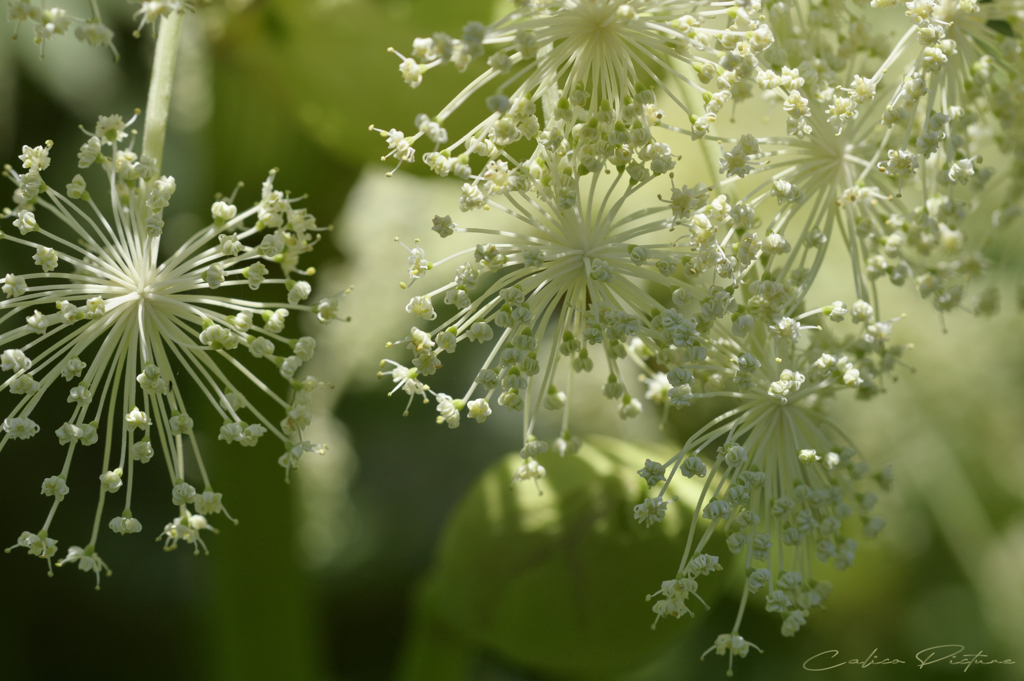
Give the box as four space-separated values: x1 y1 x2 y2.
803 645 1016 672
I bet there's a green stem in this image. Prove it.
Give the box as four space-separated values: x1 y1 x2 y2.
142 11 184 173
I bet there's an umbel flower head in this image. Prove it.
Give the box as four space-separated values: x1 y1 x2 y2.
633 298 897 674
374 0 776 180
7 0 207 60
379 138 901 665
716 0 1024 320
380 150 697 482
377 136 898 479
368 0 1024 669
1 114 345 587
709 92 998 325
7 0 118 58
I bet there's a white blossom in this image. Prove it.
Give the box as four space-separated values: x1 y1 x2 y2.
0 126 337 579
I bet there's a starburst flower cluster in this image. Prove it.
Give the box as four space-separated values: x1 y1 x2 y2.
376 0 1023 670
0 116 344 587
708 0 1024 321
381 155 686 467
379 151 901 664
634 299 897 672
709 95 997 326
7 0 117 57
130 1 201 38
374 0 777 185
7 0 208 59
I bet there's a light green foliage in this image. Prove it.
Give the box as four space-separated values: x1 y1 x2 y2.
401 436 714 680
216 0 490 166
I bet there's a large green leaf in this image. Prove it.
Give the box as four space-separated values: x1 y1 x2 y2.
401 436 719 680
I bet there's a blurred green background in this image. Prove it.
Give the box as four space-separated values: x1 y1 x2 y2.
0 1 1022 680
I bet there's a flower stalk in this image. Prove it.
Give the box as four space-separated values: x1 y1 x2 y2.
142 11 184 174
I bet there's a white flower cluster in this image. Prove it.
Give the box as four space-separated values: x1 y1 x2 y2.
709 0 1024 321
635 299 896 668
372 0 1022 669
1 117 344 587
8 0 117 58
130 1 194 37
375 0 776 184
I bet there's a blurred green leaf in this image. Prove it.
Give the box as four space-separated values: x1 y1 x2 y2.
400 436 716 681
211 46 359 237
214 0 491 168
